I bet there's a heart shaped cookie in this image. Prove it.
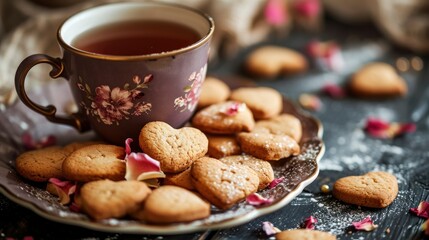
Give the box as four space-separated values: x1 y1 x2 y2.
132 185 210 223
229 87 283 119
191 157 259 210
80 180 151 220
349 62 408 98
139 121 208 173
253 113 302 142
333 171 398 208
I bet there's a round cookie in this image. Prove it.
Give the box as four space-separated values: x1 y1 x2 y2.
229 87 283 119
253 113 302 142
15 146 67 182
63 141 104 155
245 45 308 77
198 77 231 109
62 144 126 182
139 121 208 173
80 180 151 220
349 62 407 98
191 157 259 210
192 101 255 134
219 155 274 190
276 229 336 240
332 171 398 208
237 132 300 161
133 185 210 223
207 134 241 158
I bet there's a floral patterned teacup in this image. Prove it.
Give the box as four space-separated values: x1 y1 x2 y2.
15 2 214 145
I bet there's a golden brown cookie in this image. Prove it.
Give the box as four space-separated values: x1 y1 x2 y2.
207 134 241 158
192 101 255 134
62 144 126 182
276 229 337 240
15 146 67 182
332 171 398 208
63 141 104 155
245 46 308 77
163 167 195 190
237 132 300 161
349 62 407 98
219 155 274 190
139 121 208 173
198 77 231 109
253 113 302 142
132 185 210 223
229 87 283 119
191 157 259 209
80 180 151 220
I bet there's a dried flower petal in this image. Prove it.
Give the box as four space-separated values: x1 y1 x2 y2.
421 219 429 235
22 133 56 150
47 178 76 205
220 102 246 116
352 216 378 231
269 177 285 189
364 118 416 139
307 40 344 72
262 221 281 235
299 94 322 111
246 193 274 206
264 0 287 26
294 0 320 18
304 216 318 229
23 236 34 240
322 83 346 99
410 201 429 219
124 138 165 184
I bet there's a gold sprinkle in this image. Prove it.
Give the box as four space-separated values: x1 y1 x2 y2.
385 228 391 234
320 184 330 193
396 57 409 72
411 56 423 71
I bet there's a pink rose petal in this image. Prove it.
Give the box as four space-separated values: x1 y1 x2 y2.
264 0 287 26
307 41 344 71
294 0 320 18
364 118 416 139
269 177 285 189
220 102 246 116
23 236 34 240
246 193 274 206
410 201 429 219
48 178 76 205
322 83 346 99
352 216 378 231
22 133 56 150
304 216 317 229
262 221 281 235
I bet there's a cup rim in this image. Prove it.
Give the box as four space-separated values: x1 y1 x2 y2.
57 1 214 61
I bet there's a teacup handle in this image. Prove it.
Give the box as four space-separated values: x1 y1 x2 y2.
15 54 90 132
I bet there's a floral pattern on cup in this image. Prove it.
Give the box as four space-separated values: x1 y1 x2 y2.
78 75 153 125
174 64 207 112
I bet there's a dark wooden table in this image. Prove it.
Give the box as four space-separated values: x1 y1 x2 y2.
1 17 429 240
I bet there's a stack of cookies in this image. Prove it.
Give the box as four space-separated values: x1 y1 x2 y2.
14 77 304 224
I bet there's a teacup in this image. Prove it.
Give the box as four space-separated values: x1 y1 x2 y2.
15 2 214 145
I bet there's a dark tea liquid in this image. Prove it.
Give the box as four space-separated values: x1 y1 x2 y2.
72 20 201 56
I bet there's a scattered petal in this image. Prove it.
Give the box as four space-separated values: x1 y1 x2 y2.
352 216 378 231
220 102 246 116
264 0 288 26
303 216 318 229
410 201 429 219
47 178 76 205
294 0 320 18
22 133 56 150
246 193 274 206
299 94 322 111
23 237 34 240
269 177 285 189
307 40 344 71
322 83 346 99
143 74 153 84
262 221 281 236
364 117 416 139
421 219 429 235
124 139 165 184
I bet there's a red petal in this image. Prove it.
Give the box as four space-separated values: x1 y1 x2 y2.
264 0 287 26
262 221 281 235
398 123 417 135
323 83 346 99
352 216 378 231
269 177 285 189
410 201 429 219
21 133 56 150
294 0 320 18
304 216 317 229
246 193 274 206
125 138 133 155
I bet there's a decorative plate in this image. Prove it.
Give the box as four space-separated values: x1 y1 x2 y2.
0 79 324 234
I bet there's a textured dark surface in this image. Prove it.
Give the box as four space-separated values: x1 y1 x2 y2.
1 19 429 240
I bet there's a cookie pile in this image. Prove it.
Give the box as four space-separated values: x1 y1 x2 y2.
14 78 303 223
